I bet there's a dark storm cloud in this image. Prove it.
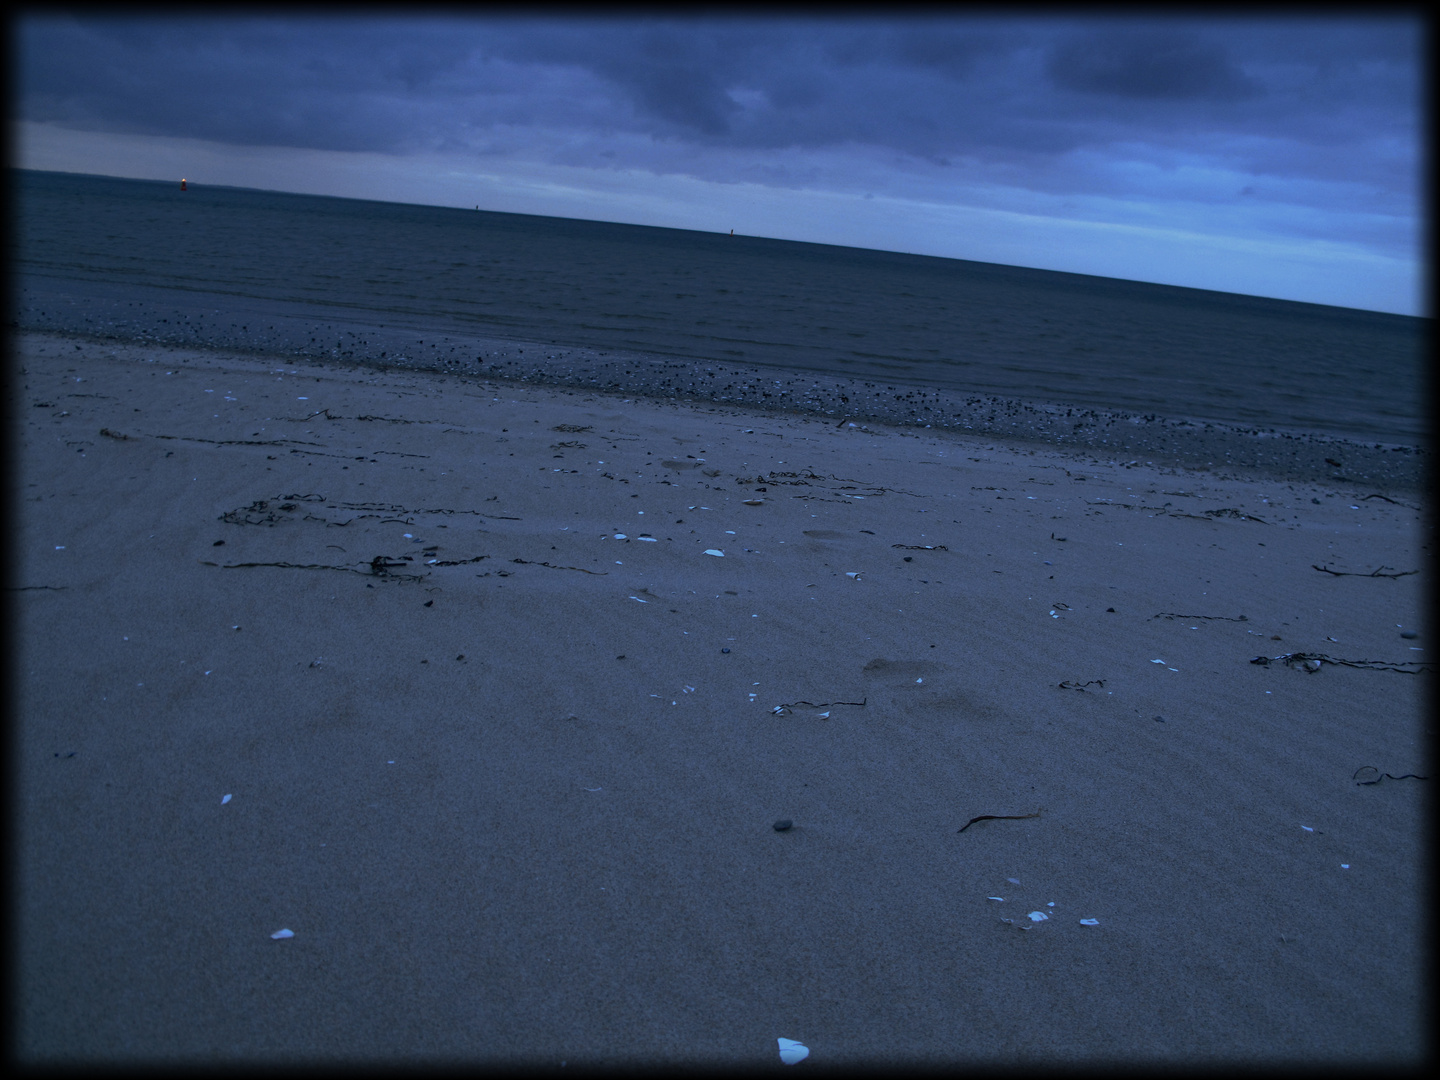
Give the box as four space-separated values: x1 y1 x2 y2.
1045 27 1259 100
17 14 1418 193
19 17 483 153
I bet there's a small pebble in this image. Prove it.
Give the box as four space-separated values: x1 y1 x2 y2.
773 819 793 832
1401 630 1418 639
1154 715 1165 722
721 647 730 653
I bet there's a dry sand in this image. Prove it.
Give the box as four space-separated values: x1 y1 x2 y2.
13 330 1428 1064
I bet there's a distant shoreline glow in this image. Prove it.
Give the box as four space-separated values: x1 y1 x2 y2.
16 120 1422 316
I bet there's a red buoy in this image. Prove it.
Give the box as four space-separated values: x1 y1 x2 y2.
180 178 187 191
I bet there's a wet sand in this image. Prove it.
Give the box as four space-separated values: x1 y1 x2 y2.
15 273 1426 493
13 330 1427 1064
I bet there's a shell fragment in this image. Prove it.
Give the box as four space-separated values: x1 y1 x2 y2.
778 1038 810 1065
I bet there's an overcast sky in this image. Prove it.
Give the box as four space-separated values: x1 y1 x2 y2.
15 13 1423 315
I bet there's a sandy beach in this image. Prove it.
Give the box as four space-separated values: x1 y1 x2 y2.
11 328 1427 1064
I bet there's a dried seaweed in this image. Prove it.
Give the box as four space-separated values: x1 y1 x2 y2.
1203 508 1270 523
1353 766 1428 785
1152 612 1249 622
828 473 927 497
1058 679 1105 691
219 500 298 526
509 558 608 575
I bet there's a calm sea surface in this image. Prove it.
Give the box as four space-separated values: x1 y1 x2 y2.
13 169 1426 444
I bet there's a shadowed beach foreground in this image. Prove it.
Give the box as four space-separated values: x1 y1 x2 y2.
13 330 1426 1064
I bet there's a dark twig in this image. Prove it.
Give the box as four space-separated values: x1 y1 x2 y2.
201 559 424 582
1153 612 1248 622
1312 564 1418 579
959 811 1042 833
1058 679 1105 691
152 433 321 447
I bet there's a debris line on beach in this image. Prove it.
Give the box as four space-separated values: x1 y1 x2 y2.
1250 652 1435 674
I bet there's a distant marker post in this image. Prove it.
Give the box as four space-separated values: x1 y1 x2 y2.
180 178 187 191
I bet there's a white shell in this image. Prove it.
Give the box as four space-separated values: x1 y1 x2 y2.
778 1038 809 1065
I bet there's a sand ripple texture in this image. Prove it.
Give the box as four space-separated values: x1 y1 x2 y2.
14 332 1425 1063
